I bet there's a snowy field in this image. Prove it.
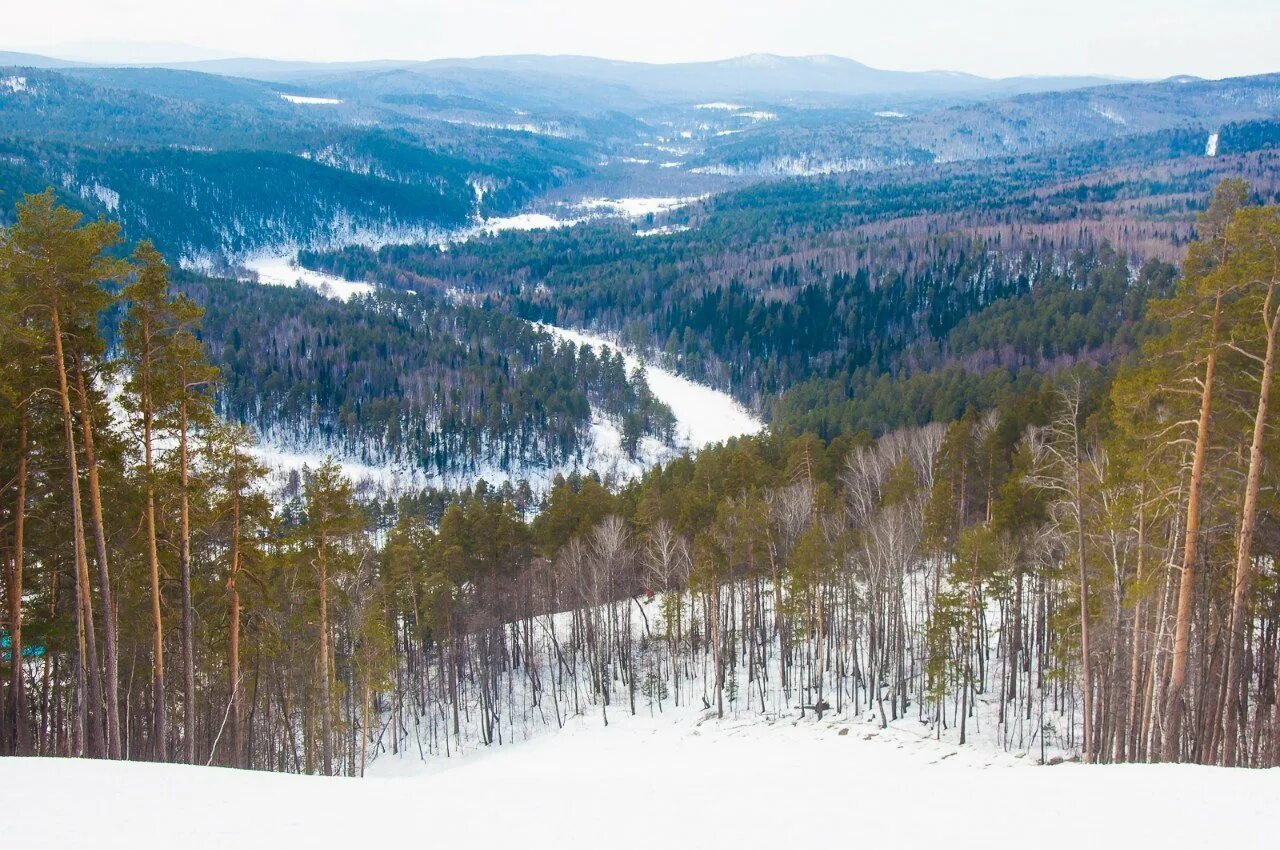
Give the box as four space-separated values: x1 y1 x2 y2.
242 252 374 301
5 708 1277 849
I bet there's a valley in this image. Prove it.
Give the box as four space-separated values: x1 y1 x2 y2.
3 26 1280 848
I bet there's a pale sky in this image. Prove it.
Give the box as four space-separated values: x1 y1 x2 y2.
6 0 1279 80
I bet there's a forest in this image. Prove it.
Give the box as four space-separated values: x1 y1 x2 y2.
176 278 676 479
4 175 1280 775
304 124 1280 433
0 67 590 260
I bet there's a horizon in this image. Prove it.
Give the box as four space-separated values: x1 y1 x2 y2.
4 0 1278 80
1 42 1165 82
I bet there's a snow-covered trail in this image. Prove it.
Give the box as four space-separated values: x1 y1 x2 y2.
537 323 762 448
5 711 1277 850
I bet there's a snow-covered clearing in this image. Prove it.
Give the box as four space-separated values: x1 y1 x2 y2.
536 323 762 448
241 253 373 301
247 443 427 492
278 94 343 105
635 223 691 237
1090 103 1128 125
571 196 700 218
5 710 1276 849
1206 131 1220 157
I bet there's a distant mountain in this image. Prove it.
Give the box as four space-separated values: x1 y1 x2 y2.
415 53 1127 101
15 40 240 64
2 50 1275 265
0 50 82 68
1 49 1126 106
693 72 1280 176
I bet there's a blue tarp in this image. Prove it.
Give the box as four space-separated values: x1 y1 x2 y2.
0 630 45 659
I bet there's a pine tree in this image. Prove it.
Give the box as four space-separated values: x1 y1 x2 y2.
1 191 122 758
300 459 366 775
205 421 271 768
120 241 185 761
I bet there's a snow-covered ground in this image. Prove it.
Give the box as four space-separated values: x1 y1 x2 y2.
5 708 1276 850
279 94 343 105
537 323 762 448
570 196 700 218
242 253 374 301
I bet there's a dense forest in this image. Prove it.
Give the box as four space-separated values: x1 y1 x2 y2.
306 129 1280 414
4 177 1280 777
0 67 590 260
180 278 675 477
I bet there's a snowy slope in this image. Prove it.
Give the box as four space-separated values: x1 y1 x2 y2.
5 711 1277 850
537 324 762 448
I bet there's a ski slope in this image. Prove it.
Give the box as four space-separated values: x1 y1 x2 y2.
5 709 1277 850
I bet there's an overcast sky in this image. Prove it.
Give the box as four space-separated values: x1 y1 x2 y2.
5 0 1278 79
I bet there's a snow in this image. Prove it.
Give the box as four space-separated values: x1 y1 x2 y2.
442 118 575 138
436 198 701 248
463 212 576 237
536 324 762 449
279 94 343 105
1206 132 1220 157
693 155 879 177
5 712 1277 850
571 196 700 217
78 182 120 212
247 443 426 492
240 253 373 301
1090 103 1128 125
695 101 745 110
737 110 777 121
1 75 29 93
635 224 691 237
875 110 908 118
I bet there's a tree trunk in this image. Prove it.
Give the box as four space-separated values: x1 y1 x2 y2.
228 480 244 768
179 394 195 764
1071 401 1094 764
75 357 122 759
1221 283 1279 766
140 329 167 761
7 413 28 755
1164 288 1223 762
318 526 333 775
50 304 106 759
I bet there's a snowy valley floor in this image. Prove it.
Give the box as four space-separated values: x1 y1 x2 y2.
6 708 1277 849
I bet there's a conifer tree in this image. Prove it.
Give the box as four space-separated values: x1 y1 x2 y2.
301 460 366 775
2 191 122 758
